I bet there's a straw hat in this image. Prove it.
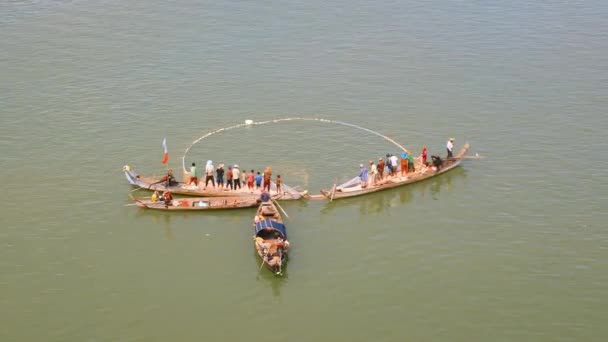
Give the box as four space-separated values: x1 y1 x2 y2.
449 137 455 141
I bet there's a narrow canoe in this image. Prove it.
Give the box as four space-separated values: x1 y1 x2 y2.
253 199 289 275
131 195 259 211
123 165 307 200
320 144 470 200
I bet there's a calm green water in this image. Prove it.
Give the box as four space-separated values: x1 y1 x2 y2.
1 1 607 341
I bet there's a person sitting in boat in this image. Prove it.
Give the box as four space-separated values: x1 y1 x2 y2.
163 169 177 187
431 155 443 172
260 191 271 202
151 191 160 202
162 191 173 205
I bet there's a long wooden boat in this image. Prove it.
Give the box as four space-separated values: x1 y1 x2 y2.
253 198 290 275
123 165 307 200
131 195 259 211
320 144 470 200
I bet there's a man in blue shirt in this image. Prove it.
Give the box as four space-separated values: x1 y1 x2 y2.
359 164 369 187
255 172 263 189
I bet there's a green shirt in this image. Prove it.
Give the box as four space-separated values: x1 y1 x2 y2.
191 166 198 177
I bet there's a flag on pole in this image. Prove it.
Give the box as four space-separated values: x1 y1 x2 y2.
161 138 169 164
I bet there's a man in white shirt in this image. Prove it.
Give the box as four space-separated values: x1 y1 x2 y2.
446 138 454 159
390 154 399 177
232 165 241 189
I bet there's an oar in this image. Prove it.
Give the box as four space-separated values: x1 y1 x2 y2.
259 252 267 272
276 250 283 276
272 198 290 219
130 185 145 193
329 179 337 202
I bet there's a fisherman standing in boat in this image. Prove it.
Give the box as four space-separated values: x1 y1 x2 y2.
369 160 377 186
188 162 198 186
204 160 215 189
255 171 262 190
390 154 399 177
276 175 282 194
447 138 454 159
263 166 272 192
407 151 415 173
400 152 408 176
216 163 225 189
421 145 428 166
377 157 385 181
233 165 241 189
359 164 369 188
226 166 233 190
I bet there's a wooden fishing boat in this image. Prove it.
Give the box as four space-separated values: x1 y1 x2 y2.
253 198 290 275
131 195 259 211
123 165 307 200
320 144 471 200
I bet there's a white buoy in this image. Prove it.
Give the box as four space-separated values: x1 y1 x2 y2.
245 119 253 125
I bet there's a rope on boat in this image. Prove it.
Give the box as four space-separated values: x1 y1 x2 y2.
181 117 408 174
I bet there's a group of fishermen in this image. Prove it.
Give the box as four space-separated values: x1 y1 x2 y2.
359 138 455 187
185 161 283 194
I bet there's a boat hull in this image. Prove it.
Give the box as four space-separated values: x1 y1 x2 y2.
132 196 259 211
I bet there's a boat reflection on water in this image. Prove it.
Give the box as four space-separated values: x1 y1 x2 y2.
320 166 468 215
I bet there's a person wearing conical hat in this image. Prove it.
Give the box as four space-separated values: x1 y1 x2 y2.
446 138 455 159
